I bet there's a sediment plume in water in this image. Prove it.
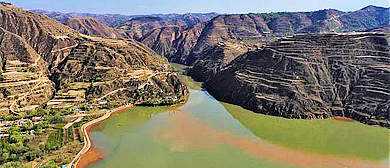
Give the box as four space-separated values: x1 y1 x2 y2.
75 106 133 168
152 111 388 168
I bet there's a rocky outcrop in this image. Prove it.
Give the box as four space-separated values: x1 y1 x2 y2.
184 14 267 64
138 22 206 63
205 32 390 127
66 18 128 39
187 41 251 82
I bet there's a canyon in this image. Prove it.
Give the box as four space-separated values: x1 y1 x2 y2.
36 5 389 65
0 2 389 167
31 4 390 127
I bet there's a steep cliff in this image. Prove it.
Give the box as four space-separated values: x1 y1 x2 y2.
205 32 390 127
184 14 267 64
187 41 251 82
139 22 206 63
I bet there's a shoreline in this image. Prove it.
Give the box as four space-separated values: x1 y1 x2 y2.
67 105 134 168
330 116 355 122
68 88 190 168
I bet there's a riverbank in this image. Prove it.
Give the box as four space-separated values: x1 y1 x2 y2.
331 116 355 122
68 105 134 168
70 96 190 168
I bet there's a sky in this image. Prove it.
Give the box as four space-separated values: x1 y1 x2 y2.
4 0 389 15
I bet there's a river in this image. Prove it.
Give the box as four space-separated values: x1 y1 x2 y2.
86 65 389 168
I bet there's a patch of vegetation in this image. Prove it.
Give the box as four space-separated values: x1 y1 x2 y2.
46 129 63 150
0 125 42 167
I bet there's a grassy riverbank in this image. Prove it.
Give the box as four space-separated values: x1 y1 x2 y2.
223 103 390 161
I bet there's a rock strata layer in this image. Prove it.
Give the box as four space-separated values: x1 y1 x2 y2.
204 32 390 127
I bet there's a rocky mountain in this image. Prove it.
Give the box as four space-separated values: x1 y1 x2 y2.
132 5 389 65
35 6 388 65
0 3 79 114
32 9 218 29
0 3 188 115
183 14 268 64
187 40 252 82
51 34 187 106
31 9 134 27
136 22 206 63
184 6 389 64
34 10 218 63
66 17 128 39
203 32 390 127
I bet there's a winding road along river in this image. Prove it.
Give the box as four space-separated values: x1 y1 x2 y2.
86 68 389 168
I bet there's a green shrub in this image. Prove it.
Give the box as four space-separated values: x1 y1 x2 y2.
46 129 63 150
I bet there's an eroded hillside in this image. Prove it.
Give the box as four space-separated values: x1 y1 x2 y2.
66 17 128 39
0 3 188 115
0 4 78 115
204 32 390 127
37 6 389 65
51 34 187 107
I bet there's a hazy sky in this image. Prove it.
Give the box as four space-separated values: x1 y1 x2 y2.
4 0 389 15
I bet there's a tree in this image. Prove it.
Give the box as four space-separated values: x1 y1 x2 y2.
10 154 17 161
24 151 36 161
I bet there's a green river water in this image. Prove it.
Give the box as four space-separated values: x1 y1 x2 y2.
87 65 389 168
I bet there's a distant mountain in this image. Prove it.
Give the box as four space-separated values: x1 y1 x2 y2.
31 9 134 27
33 6 389 65
66 17 128 39
32 9 218 28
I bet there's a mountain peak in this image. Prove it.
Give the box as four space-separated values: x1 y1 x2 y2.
361 5 388 10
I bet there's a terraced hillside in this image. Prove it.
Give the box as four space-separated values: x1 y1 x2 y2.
0 3 78 115
0 3 188 115
51 34 188 107
205 32 390 127
0 4 189 167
